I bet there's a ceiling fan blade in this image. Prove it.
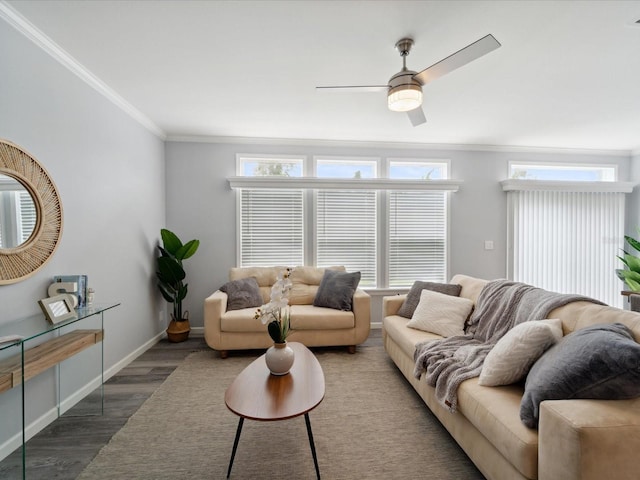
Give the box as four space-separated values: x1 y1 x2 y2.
407 107 426 126
316 85 388 93
413 34 501 85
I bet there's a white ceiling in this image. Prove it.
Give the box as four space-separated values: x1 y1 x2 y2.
5 0 640 151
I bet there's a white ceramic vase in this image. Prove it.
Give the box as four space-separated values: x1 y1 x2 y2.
265 342 295 375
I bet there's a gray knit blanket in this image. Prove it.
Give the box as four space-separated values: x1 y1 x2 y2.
413 279 605 412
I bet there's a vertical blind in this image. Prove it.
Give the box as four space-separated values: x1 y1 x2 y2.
508 190 624 307
389 190 447 286
316 190 377 286
240 189 304 266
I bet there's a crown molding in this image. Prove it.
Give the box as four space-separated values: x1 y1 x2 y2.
166 134 632 157
0 1 166 140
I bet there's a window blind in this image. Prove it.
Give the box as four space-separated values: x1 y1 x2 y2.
240 189 303 266
316 190 376 286
389 190 447 287
508 190 624 307
19 191 36 243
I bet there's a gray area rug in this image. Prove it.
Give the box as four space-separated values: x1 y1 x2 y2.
78 345 485 479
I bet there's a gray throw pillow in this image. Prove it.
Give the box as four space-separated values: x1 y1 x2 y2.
220 277 263 311
313 270 361 311
397 281 462 318
520 323 640 429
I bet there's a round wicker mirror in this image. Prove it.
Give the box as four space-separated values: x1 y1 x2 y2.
0 139 63 285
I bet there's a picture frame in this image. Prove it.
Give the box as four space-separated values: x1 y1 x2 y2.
38 294 77 324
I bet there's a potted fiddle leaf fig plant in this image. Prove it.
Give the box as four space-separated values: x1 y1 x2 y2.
156 228 200 342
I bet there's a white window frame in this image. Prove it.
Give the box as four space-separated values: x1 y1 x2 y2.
386 158 451 288
236 154 306 267
508 161 617 181
313 156 379 287
232 155 459 289
502 162 633 308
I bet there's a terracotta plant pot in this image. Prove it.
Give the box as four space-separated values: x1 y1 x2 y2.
166 318 190 343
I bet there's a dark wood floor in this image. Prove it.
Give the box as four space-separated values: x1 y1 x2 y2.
0 330 382 479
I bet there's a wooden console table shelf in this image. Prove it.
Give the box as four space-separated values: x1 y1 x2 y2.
0 329 103 394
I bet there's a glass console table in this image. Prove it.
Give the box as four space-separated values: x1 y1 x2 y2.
0 302 119 479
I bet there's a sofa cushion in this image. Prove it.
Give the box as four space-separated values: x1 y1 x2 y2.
289 266 345 305
220 308 266 333
479 319 563 387
313 269 361 311
407 289 474 337
521 322 640 428
383 315 442 359
289 305 354 330
220 277 264 311
397 281 462 318
229 266 283 303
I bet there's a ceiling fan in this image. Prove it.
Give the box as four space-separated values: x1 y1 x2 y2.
316 34 501 126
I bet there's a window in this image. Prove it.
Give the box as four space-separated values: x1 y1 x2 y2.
237 156 304 266
509 162 616 181
315 158 377 286
388 161 448 286
235 155 453 288
504 163 628 308
0 180 36 249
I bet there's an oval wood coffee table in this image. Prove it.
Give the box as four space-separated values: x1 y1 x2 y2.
224 342 325 479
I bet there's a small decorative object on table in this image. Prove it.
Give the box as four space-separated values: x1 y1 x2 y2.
38 294 77 324
255 268 295 375
51 275 88 307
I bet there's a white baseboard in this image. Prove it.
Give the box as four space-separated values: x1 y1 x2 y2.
0 331 164 462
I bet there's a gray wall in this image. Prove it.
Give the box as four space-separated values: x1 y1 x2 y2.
0 20 165 450
165 140 631 326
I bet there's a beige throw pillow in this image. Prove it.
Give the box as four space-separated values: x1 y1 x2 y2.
407 289 474 337
478 318 563 387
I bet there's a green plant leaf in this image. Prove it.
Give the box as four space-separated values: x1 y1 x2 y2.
176 239 200 260
161 229 183 256
157 281 176 303
268 321 283 343
616 269 640 283
617 255 630 268
625 235 640 254
616 269 640 291
157 256 186 284
623 254 640 272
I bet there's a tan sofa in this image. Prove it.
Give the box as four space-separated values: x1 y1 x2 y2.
382 274 640 480
205 266 370 358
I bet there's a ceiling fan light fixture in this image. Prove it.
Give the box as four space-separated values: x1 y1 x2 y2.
387 83 423 112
